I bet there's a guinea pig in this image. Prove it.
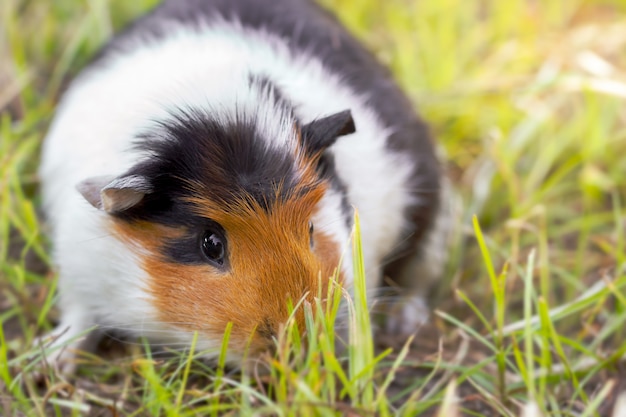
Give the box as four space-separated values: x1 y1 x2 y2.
39 0 447 373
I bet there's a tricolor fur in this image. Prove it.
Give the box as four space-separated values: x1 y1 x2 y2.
39 0 444 370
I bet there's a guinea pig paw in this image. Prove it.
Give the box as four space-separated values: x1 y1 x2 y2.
383 295 430 337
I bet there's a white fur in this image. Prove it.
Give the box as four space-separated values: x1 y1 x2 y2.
383 178 456 334
40 21 419 366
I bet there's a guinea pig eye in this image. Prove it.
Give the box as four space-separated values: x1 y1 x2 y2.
201 231 225 266
308 221 314 248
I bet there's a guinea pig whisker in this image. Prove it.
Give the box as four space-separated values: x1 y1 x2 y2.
75 232 116 244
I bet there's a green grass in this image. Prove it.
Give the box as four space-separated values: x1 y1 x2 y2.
2 0 626 415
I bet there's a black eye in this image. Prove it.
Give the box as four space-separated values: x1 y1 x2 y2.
308 221 314 248
201 231 225 266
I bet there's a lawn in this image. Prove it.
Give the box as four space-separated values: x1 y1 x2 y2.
2 0 626 415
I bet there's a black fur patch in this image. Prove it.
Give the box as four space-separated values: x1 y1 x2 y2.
302 110 355 153
113 105 307 225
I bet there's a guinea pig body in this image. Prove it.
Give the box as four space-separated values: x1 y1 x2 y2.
39 0 445 371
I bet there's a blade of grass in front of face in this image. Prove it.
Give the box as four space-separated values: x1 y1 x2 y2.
270 297 307 409
310 287 344 405
210 323 233 415
135 341 175 416
348 210 374 409
291 302 324 414
174 331 198 412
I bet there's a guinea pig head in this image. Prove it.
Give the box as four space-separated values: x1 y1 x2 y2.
77 107 355 357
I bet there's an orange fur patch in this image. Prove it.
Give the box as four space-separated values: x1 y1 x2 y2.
111 168 343 354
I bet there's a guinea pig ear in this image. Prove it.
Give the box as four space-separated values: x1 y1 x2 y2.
301 110 356 153
77 174 153 213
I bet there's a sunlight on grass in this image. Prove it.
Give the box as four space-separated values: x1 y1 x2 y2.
2 0 626 415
